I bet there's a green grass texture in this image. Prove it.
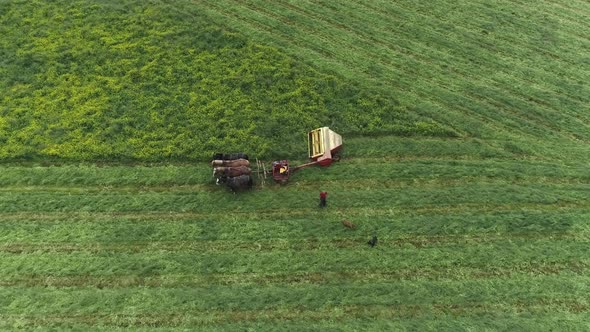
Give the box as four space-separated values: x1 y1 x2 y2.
1 0 589 330
0 0 451 162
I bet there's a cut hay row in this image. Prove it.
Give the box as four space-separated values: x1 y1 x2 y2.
0 276 588 323
1 260 587 288
2 312 590 331
1 209 588 246
0 182 586 212
1 230 588 253
0 239 587 280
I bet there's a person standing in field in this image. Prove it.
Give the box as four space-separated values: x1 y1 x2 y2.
319 191 327 208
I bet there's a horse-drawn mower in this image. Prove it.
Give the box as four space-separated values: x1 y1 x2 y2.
212 127 342 190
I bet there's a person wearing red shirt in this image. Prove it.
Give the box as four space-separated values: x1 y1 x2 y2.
319 191 327 208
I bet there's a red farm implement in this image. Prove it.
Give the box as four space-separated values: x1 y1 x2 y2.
268 127 343 184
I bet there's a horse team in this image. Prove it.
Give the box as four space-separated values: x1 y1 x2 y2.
212 153 253 192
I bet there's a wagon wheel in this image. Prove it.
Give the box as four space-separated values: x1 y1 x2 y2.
332 153 342 161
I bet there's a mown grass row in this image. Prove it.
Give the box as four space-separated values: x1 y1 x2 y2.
0 261 587 288
2 312 590 331
1 209 588 245
1 275 588 312
0 182 587 212
0 234 589 273
0 236 587 275
0 276 588 331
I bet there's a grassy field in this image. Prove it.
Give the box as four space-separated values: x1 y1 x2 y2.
1 137 588 330
0 0 449 161
1 0 589 330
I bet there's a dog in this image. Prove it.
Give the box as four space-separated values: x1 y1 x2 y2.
341 220 356 229
368 235 378 247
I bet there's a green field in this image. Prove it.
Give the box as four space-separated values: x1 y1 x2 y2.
1 0 589 330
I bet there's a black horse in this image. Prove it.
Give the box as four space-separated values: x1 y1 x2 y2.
226 175 253 192
214 166 252 185
212 152 249 161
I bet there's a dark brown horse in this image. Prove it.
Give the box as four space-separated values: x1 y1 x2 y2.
226 175 253 192
211 158 250 167
213 166 252 178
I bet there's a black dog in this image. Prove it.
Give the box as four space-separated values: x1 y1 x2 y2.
368 235 378 247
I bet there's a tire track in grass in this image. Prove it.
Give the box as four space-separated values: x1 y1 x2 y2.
509 0 590 26
474 80 590 134
350 0 589 98
405 0 590 42
407 0 590 65
461 86 590 141
389 0 587 69
398 13 582 134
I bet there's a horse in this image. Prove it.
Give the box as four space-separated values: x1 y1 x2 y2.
213 166 252 178
213 166 252 184
211 158 250 167
212 153 249 161
226 175 253 192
